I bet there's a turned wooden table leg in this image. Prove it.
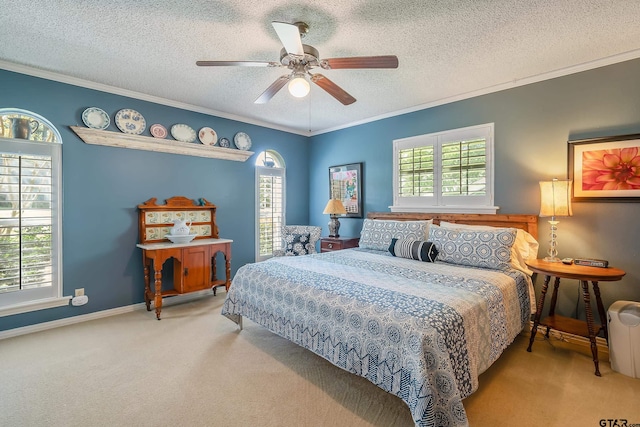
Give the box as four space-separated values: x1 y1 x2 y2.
154 267 163 320
581 280 601 376
546 277 561 338
592 281 608 341
212 252 218 281
143 263 152 311
225 249 231 291
528 274 551 352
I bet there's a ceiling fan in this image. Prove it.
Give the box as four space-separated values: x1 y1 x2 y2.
196 21 399 105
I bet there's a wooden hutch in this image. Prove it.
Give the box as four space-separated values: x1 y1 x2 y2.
136 196 232 319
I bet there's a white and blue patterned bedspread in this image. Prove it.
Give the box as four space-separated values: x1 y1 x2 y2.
221 248 532 427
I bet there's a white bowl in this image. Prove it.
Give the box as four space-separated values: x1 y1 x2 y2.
166 234 197 244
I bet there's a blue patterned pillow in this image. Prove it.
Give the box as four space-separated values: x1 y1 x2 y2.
388 238 438 262
284 233 311 256
428 225 516 271
359 219 432 251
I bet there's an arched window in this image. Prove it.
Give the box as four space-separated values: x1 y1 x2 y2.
0 108 66 316
1 109 61 142
255 150 286 261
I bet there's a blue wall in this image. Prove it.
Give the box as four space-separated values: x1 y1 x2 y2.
3 57 640 331
0 69 309 331
310 58 640 322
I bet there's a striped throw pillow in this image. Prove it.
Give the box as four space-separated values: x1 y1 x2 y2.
388 238 438 262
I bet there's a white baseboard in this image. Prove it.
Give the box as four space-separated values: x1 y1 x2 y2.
527 321 609 354
0 290 215 341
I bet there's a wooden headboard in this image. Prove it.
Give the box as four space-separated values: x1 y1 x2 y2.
366 212 538 239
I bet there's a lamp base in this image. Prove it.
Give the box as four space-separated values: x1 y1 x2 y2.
544 219 561 263
328 215 341 238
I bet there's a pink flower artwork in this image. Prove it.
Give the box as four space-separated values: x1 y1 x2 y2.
581 146 640 191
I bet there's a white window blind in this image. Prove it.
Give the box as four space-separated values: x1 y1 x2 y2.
392 123 496 213
441 139 486 196
255 150 286 261
1 137 64 315
399 145 434 197
258 172 284 257
0 152 53 291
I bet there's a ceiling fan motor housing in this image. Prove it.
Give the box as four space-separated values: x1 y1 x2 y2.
280 45 319 68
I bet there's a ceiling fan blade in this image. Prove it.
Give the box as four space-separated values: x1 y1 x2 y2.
272 22 304 56
196 60 280 67
310 74 356 105
321 55 399 69
254 75 290 104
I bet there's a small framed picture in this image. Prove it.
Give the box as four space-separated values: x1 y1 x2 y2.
568 133 640 202
328 163 363 218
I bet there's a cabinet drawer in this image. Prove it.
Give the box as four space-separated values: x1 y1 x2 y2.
320 237 359 253
321 240 343 251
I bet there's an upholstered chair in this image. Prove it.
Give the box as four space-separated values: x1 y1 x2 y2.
272 225 322 257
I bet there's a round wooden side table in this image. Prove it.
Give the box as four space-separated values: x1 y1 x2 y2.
525 259 626 376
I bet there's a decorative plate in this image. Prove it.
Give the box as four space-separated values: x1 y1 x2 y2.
170 124 197 143
115 109 146 134
198 127 218 145
234 132 252 150
150 123 167 139
82 107 110 130
218 137 231 148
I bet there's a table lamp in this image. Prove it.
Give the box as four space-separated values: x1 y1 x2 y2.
323 199 347 237
539 178 573 262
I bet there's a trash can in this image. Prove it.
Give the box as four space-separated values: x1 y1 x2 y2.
608 300 640 378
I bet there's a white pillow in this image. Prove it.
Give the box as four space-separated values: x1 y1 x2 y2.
438 221 539 275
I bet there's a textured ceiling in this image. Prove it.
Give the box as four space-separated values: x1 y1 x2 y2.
2 0 640 135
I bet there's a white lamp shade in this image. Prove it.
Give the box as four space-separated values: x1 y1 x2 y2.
288 76 310 98
539 179 573 217
323 199 347 215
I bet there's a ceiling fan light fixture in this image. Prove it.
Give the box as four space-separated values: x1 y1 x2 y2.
288 75 310 98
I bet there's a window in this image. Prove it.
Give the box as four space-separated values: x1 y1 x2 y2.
391 123 497 213
255 150 285 261
0 109 66 317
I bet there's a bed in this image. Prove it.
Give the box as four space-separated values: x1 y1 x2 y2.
222 212 539 427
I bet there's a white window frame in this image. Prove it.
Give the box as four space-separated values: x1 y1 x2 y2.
391 123 498 214
0 118 67 317
255 151 286 262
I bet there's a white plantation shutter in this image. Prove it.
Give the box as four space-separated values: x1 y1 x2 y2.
399 145 434 197
1 137 63 313
256 160 285 261
441 139 487 197
392 123 496 213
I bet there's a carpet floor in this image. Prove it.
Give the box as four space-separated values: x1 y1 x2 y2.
1 294 638 426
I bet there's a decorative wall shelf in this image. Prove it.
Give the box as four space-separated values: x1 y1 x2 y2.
70 126 253 162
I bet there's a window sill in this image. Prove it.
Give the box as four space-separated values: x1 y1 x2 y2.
389 205 499 214
0 296 72 317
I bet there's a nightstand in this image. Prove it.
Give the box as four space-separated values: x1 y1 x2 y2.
525 258 626 376
320 236 360 253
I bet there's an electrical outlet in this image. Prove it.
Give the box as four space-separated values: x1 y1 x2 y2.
75 288 84 297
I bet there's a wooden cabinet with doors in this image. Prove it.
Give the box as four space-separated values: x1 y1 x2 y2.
136 196 233 319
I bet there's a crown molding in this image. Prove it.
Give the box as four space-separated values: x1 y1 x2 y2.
3 48 640 138
0 60 309 136
310 48 640 136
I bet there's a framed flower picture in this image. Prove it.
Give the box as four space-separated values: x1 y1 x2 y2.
568 133 640 202
328 163 363 217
